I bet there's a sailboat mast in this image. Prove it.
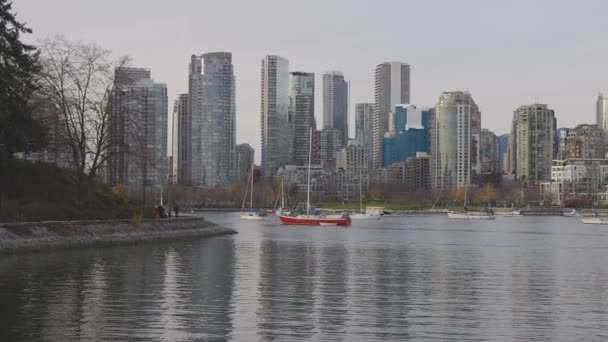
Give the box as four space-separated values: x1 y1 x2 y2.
250 164 254 208
359 168 363 212
306 127 312 215
281 179 285 209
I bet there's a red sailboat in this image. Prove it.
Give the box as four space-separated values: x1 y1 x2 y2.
277 128 351 227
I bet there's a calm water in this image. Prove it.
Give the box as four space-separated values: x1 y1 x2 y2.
1 213 608 341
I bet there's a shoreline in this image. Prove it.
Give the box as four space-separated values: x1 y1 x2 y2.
0 217 236 254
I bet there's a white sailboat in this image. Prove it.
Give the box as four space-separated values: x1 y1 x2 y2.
447 183 495 220
350 169 381 220
240 164 267 221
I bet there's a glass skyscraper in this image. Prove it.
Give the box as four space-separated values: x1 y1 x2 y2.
382 105 431 167
261 55 290 177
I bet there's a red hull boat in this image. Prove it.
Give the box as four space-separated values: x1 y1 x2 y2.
277 213 351 226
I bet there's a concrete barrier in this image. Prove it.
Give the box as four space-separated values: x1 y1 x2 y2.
0 217 236 254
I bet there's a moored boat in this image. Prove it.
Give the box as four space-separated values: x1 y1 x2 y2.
563 209 580 217
495 210 521 217
240 163 266 221
241 210 267 220
448 211 496 220
350 213 381 220
277 128 351 227
581 217 608 224
278 213 351 226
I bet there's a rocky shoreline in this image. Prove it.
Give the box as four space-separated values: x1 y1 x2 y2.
0 217 236 254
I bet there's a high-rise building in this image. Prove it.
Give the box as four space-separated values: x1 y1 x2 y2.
188 52 236 187
382 105 431 167
480 128 500 181
373 61 411 169
556 127 571 160
322 71 348 147
261 55 290 177
236 144 254 182
316 128 343 163
597 94 608 130
290 72 315 166
355 103 373 170
498 133 509 173
510 104 556 182
562 124 607 159
107 67 168 191
173 94 189 185
336 144 368 198
430 91 481 190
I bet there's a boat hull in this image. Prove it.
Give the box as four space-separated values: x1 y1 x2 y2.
240 214 266 221
448 212 495 220
278 214 351 226
581 218 608 224
350 213 381 220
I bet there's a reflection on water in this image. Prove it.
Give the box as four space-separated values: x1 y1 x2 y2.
2 214 608 341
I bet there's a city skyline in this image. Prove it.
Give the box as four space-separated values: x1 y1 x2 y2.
14 0 608 163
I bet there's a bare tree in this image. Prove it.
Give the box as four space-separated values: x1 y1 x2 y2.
36 36 129 187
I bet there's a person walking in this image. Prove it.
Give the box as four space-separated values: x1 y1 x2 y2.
174 205 180 218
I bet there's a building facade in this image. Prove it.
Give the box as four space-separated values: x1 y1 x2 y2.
322 71 348 147
597 93 608 131
261 55 290 177
107 67 168 191
369 152 430 193
236 144 254 182
372 62 411 170
510 104 556 182
430 91 481 190
355 103 373 171
382 105 431 167
187 52 236 187
290 72 315 166
562 124 606 159
173 94 189 185
480 128 500 174
498 133 509 173
316 128 343 163
336 144 368 198
540 159 608 206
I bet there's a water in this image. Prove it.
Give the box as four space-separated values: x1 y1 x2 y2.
1 213 608 341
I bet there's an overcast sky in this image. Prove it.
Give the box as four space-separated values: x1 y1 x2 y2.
14 0 608 162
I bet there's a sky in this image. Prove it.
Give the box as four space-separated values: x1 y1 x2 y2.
14 0 608 163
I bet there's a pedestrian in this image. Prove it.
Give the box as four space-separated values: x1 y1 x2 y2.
174 205 180 218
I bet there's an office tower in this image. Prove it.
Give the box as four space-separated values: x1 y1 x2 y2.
497 134 509 173
430 91 481 190
373 61 410 169
597 94 608 130
510 104 556 182
261 55 290 177
323 71 348 146
556 128 570 160
316 128 343 163
173 94 189 185
188 52 236 186
355 103 374 170
480 128 500 177
290 72 315 166
562 124 607 159
236 144 254 182
382 104 431 167
107 67 168 191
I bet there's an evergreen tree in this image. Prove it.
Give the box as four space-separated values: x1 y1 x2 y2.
0 0 44 157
